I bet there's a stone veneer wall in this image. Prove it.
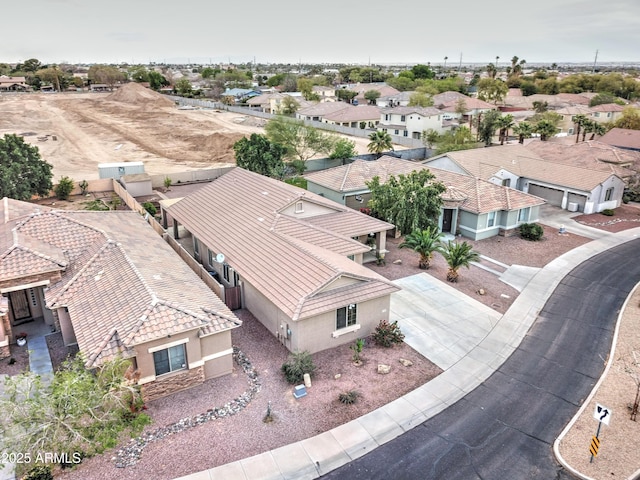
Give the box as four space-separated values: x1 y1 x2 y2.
0 345 9 360
140 366 205 402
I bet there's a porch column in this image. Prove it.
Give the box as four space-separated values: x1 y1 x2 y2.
173 220 179 239
376 232 388 258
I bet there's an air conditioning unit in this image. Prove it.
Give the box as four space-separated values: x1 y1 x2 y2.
567 202 579 212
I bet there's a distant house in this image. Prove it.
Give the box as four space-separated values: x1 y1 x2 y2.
305 156 545 240
0 199 240 401
246 92 286 113
296 102 350 122
221 88 261 103
590 103 625 124
164 168 399 354
376 91 414 108
312 85 336 101
424 142 628 214
90 84 110 92
322 105 381 128
600 128 640 152
0 75 28 91
379 106 448 138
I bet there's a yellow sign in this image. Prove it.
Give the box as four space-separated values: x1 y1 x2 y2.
589 436 600 457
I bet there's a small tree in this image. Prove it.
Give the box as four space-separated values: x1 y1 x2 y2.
0 134 53 201
79 180 89 195
233 133 286 178
163 176 172 189
329 138 357 164
364 90 381 105
519 223 544 241
477 110 501 146
439 240 480 282
265 116 334 163
422 129 440 149
54 176 75 200
142 202 157 216
399 227 444 269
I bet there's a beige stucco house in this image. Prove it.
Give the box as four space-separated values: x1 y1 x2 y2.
0 198 240 401
425 142 630 214
164 168 399 354
305 157 545 240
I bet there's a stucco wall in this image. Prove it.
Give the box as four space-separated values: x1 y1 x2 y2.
242 280 293 350
306 182 345 204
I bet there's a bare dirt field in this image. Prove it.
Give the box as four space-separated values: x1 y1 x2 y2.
0 86 379 181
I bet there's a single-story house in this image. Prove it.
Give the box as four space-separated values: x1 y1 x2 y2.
312 85 336 101
322 105 381 128
0 198 240 401
164 168 399 354
304 156 545 240
0 75 29 91
296 102 351 122
424 143 628 214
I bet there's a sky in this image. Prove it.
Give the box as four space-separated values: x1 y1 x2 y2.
2 0 639 66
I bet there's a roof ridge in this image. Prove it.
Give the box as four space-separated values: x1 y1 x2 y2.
85 327 119 368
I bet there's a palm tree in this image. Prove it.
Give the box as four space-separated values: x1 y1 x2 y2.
589 121 607 140
443 56 448 71
496 114 515 145
573 114 589 144
439 240 480 282
399 227 444 269
534 119 557 141
513 121 534 144
367 130 393 157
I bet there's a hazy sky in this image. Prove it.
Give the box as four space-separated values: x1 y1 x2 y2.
3 0 639 66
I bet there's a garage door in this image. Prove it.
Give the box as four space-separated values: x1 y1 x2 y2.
528 184 564 206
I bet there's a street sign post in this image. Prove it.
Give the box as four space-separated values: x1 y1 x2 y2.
590 403 612 463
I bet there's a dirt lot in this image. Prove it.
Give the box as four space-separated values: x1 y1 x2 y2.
0 86 379 181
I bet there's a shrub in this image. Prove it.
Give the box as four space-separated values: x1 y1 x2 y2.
602 209 615 216
142 202 157 216
85 199 109 211
54 176 75 200
338 390 360 405
23 465 53 480
622 195 630 204
281 351 316 384
519 222 544 241
372 319 405 348
163 176 172 189
79 179 89 195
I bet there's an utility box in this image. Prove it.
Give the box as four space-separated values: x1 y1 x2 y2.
293 385 307 399
567 202 579 212
98 162 145 180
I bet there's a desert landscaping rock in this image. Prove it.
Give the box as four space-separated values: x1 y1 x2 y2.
378 364 391 374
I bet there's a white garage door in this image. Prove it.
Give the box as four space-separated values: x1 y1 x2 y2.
528 184 564 206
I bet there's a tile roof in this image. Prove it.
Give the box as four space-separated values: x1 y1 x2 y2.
600 128 640 150
524 139 639 171
590 103 625 113
0 200 239 368
323 105 381 122
297 102 351 117
304 157 544 214
436 143 627 191
381 106 442 116
166 168 399 321
439 97 495 111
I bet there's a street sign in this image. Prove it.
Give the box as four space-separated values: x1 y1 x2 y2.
589 436 600 457
593 403 612 426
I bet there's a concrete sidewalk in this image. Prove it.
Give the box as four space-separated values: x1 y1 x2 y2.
176 227 640 480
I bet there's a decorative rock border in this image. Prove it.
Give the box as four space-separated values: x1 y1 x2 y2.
113 346 260 468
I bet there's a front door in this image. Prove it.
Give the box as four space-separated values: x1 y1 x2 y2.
9 290 31 323
442 209 454 233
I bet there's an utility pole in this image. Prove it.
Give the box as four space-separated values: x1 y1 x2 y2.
592 49 599 73
458 52 463 74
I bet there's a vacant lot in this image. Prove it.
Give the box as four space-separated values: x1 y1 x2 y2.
0 86 378 181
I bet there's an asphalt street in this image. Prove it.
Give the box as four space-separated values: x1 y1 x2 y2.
322 238 640 480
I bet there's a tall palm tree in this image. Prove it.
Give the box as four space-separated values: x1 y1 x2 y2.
439 240 480 283
573 114 589 144
513 121 534 144
399 227 444 269
443 56 448 71
496 114 515 145
367 130 393 157
589 121 607 140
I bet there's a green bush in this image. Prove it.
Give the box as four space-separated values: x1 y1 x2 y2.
622 195 630 204
79 179 89 195
372 319 405 348
84 199 109 211
142 202 157 216
338 390 360 405
602 209 615 216
281 351 316 384
519 222 544 241
54 176 75 200
22 465 53 480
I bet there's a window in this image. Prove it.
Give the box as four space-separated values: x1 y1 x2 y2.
400 115 406 122
223 263 230 282
208 249 213 266
153 344 186 376
384 114 389 121
605 187 614 201
607 112 612 118
394 129 399 135
403 130 408 137
502 178 511 187
337 304 357 330
193 237 200 256
487 211 496 228
594 112 600 118
518 207 530 223
295 201 304 213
